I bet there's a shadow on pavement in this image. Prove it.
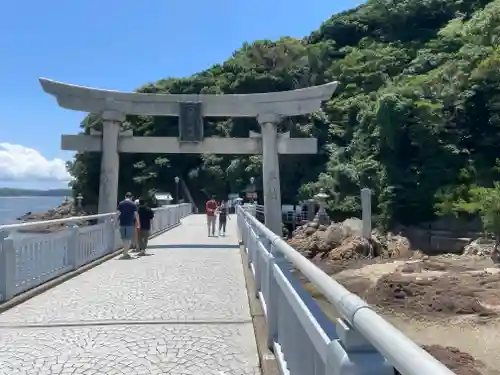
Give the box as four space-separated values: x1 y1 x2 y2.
148 244 239 250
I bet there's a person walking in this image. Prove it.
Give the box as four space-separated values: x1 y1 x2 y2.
205 195 218 237
217 200 230 237
131 198 140 251
137 198 155 256
117 192 138 259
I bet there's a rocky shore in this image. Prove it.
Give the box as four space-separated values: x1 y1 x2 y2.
288 218 500 375
15 199 93 233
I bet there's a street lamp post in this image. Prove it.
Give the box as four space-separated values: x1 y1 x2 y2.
174 176 180 204
250 177 255 204
174 176 180 223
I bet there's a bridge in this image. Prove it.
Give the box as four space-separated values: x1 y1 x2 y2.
0 78 458 374
0 203 455 375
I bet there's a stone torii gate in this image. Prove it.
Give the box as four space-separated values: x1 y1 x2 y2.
39 78 338 235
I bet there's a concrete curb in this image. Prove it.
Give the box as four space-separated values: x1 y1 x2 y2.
0 222 182 314
239 245 279 375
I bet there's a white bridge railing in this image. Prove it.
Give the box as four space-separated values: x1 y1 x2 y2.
0 203 192 302
236 204 455 375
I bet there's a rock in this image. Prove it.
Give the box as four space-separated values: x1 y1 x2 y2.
288 218 411 262
386 234 412 258
305 227 316 236
16 200 92 233
324 224 345 247
327 236 372 261
288 236 316 257
463 238 495 256
289 221 350 258
311 231 332 253
307 221 319 229
341 218 363 237
16 211 32 221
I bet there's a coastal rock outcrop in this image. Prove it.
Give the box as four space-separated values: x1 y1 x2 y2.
288 218 412 261
15 199 92 233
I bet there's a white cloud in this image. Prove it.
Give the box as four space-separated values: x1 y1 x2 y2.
0 143 71 182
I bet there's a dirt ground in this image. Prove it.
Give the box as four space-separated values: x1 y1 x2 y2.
302 254 500 375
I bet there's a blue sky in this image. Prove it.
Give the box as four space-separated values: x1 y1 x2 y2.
0 0 364 189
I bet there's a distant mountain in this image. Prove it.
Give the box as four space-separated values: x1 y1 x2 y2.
0 188 72 197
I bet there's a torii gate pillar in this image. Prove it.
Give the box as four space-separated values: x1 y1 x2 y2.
258 114 283 236
98 110 125 215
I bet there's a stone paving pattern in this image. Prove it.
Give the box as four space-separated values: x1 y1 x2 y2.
0 215 261 374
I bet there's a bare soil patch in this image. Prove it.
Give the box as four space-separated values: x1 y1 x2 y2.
298 255 500 374
325 256 500 319
368 264 500 318
394 345 483 375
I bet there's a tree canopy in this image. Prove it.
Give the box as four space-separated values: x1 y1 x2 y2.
67 0 500 229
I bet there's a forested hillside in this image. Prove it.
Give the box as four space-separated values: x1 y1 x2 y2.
68 0 500 229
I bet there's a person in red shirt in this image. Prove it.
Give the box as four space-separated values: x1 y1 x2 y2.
205 195 218 237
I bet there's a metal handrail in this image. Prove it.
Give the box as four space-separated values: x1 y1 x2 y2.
0 205 174 233
0 213 117 232
237 205 455 375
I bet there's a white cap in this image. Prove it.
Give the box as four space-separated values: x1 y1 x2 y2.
134 199 140 205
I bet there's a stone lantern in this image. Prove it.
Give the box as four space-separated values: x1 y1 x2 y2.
314 188 330 225
75 193 84 214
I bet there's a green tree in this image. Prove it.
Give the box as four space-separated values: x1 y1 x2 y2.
440 183 500 251
67 0 500 232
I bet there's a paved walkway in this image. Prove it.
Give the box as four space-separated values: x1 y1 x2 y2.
0 215 260 375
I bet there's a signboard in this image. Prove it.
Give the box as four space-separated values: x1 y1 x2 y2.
246 192 258 199
179 102 203 142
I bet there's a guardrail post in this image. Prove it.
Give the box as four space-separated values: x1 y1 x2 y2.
236 210 243 244
239 211 245 244
266 253 278 350
105 217 115 253
254 228 275 297
240 211 248 246
164 208 168 229
67 225 79 270
155 209 161 233
253 242 263 298
324 318 393 375
0 232 16 302
157 209 163 232
266 244 288 350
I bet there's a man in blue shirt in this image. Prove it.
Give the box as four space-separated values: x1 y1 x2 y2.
117 192 138 259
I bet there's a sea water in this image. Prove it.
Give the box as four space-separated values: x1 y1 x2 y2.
0 196 65 225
